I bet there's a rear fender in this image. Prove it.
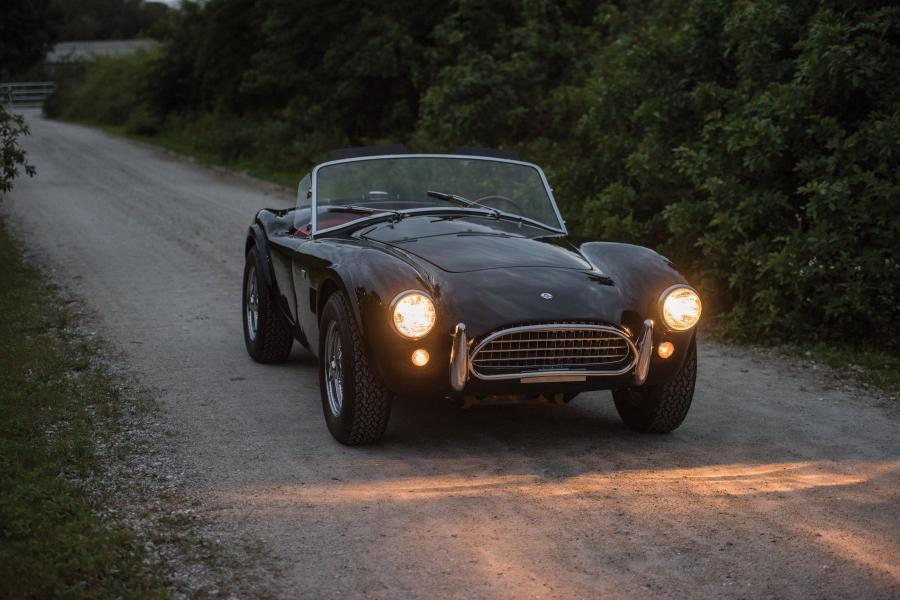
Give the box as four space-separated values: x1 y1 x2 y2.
247 224 277 290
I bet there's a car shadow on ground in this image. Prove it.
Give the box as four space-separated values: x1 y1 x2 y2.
388 391 626 444
280 344 898 471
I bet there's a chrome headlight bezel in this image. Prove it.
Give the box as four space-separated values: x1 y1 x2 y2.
390 290 436 339
658 285 702 331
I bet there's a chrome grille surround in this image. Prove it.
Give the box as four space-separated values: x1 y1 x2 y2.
469 324 637 380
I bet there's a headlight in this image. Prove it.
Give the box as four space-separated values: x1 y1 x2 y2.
391 291 436 338
661 287 702 331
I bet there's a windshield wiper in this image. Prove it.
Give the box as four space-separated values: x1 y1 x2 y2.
426 190 501 217
426 190 561 233
327 205 406 221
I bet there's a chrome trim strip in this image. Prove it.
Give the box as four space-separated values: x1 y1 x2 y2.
450 323 468 391
521 375 587 384
310 153 566 237
477 353 627 361
634 319 654 385
469 324 638 381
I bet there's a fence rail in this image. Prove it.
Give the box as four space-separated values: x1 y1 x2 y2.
0 82 57 107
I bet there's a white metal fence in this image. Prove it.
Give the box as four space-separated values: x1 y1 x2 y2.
0 82 57 107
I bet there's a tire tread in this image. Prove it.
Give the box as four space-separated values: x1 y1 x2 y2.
323 293 391 445
613 339 696 433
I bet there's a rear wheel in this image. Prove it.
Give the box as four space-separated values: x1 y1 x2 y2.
243 247 293 363
613 338 697 433
318 292 392 445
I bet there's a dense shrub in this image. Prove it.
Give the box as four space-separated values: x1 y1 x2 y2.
0 105 36 195
46 49 160 134
566 1 900 344
0 0 57 80
48 0 900 349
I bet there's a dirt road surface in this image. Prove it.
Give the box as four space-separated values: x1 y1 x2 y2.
4 111 899 599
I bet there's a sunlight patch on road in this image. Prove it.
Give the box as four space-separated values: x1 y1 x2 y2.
796 525 900 583
200 459 900 589
206 460 899 506
634 461 899 496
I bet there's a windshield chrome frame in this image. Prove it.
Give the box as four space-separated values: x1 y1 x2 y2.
309 154 567 237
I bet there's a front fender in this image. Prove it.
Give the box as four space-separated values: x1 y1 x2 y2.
314 240 449 394
321 240 436 337
579 242 689 318
580 242 697 385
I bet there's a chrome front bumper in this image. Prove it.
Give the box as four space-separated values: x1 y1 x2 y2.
448 319 654 391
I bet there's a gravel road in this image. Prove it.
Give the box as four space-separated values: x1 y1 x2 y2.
4 111 899 599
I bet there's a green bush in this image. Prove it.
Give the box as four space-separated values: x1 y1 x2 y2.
45 49 158 133
0 104 36 195
47 0 900 350
570 2 900 345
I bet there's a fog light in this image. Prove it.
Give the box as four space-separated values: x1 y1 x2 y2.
658 342 674 359
411 348 430 366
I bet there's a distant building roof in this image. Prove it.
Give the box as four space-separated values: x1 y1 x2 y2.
47 40 158 64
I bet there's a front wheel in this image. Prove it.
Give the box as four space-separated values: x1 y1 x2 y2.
318 293 392 445
613 337 697 433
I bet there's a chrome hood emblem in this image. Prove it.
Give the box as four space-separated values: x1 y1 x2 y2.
540 292 553 300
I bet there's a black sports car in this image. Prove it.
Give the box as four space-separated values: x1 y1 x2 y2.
243 148 702 444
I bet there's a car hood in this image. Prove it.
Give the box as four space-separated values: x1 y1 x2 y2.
361 216 592 273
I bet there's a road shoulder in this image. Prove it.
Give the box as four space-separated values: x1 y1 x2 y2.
0 216 277 598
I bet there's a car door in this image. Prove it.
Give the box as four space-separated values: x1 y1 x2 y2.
266 173 311 329
287 172 326 353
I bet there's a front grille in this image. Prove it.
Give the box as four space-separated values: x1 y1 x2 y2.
470 324 635 379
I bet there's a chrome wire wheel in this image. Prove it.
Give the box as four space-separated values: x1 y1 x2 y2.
324 320 344 416
245 264 259 341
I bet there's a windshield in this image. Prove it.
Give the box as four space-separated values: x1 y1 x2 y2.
312 156 562 232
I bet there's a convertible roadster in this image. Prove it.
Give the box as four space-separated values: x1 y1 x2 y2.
243 148 701 444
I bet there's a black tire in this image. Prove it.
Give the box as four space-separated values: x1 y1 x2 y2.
318 292 392 445
613 337 697 433
242 246 293 363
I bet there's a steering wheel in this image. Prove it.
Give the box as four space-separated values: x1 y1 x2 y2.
473 195 524 215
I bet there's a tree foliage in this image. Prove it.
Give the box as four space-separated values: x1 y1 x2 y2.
0 105 36 196
50 0 170 41
49 0 900 348
0 0 58 79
